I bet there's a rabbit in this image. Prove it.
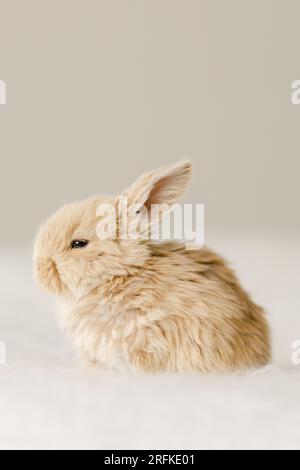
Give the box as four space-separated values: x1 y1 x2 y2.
34 161 270 373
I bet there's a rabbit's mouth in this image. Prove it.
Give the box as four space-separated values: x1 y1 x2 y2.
34 257 65 295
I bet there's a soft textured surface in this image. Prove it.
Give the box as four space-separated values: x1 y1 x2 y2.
0 234 299 450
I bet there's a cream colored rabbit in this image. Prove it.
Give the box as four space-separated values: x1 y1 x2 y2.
34 161 270 373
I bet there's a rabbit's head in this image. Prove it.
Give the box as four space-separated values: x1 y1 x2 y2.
34 161 192 297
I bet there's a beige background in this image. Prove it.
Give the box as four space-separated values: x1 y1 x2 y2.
0 0 299 245
1 2 300 451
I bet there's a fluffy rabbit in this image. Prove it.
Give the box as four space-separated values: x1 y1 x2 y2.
34 161 270 373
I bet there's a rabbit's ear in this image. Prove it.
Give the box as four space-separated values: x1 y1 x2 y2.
122 160 192 213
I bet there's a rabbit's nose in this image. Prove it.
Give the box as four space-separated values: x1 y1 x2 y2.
35 257 63 293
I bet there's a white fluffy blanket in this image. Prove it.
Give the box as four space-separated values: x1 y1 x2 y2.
0 235 299 449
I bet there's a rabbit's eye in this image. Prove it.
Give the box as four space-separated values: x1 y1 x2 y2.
69 239 89 250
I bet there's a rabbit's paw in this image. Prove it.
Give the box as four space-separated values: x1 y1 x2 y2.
129 349 164 373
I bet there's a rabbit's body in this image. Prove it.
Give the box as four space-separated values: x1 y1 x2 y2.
57 242 270 373
34 161 271 373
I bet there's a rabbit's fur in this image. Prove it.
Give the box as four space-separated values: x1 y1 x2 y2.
34 161 270 373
